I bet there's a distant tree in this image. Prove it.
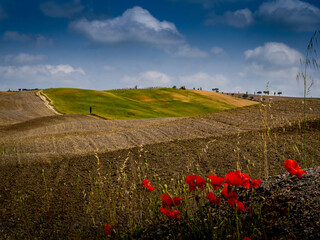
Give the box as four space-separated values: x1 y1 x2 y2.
172 85 177 89
134 85 138 89
257 91 262 94
212 88 219 92
277 91 282 96
200 87 202 90
242 94 248 98
18 88 21 91
180 86 186 90
263 90 269 95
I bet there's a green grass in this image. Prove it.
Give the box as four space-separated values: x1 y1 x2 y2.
43 88 236 119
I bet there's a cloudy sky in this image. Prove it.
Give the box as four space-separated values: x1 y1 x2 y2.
1 0 320 96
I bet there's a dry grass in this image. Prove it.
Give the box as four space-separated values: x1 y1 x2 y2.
191 90 259 107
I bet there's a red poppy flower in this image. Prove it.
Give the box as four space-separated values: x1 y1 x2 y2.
227 198 246 212
185 175 206 191
161 194 183 208
243 238 251 240
208 174 225 190
284 159 306 178
141 179 154 191
160 208 181 219
206 192 221 205
250 179 261 188
104 223 113 235
226 170 250 188
222 184 238 199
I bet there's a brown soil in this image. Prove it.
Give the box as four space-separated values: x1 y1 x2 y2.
0 91 320 239
0 91 55 126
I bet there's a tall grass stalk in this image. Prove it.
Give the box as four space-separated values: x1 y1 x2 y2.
259 84 271 178
297 29 319 167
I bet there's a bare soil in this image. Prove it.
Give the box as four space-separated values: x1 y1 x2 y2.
0 91 320 239
0 91 55 125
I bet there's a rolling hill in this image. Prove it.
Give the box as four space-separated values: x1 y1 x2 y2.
42 88 258 119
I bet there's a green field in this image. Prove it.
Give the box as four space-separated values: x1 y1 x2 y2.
43 88 237 119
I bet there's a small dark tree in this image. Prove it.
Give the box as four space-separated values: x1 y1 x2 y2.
212 88 219 92
242 94 248 98
277 91 282 96
180 86 186 90
172 85 177 89
257 91 262 94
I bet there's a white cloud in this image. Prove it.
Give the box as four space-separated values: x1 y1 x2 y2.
241 42 304 94
69 6 184 45
174 44 208 58
122 71 172 88
211 46 226 56
244 42 303 68
4 53 45 64
46 64 85 75
0 64 87 88
206 8 254 28
205 0 320 31
3 31 53 46
40 0 84 18
0 6 7 20
179 72 230 90
257 0 320 31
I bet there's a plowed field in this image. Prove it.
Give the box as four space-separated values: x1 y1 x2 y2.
0 90 320 239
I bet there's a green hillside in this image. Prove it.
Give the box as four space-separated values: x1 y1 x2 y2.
43 88 237 119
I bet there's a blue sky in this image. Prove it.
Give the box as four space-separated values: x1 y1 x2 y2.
1 0 320 96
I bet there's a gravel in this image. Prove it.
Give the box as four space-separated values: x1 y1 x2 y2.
255 166 320 240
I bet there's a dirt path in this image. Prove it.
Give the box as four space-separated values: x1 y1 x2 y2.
36 90 62 115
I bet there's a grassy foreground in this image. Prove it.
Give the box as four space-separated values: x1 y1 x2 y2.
43 88 237 119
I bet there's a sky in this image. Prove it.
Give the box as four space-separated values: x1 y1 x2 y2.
1 0 320 97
